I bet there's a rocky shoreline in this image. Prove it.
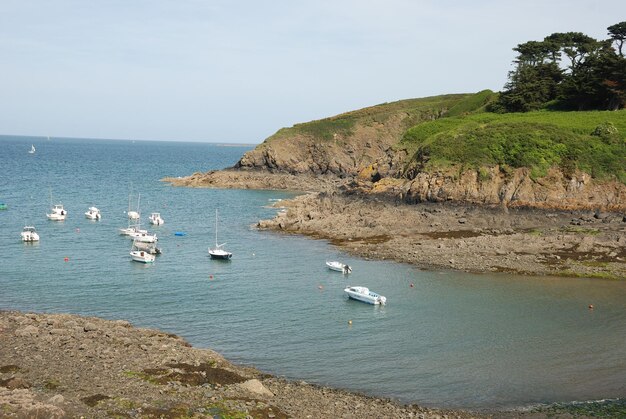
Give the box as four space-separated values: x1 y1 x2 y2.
0 310 487 418
164 171 626 280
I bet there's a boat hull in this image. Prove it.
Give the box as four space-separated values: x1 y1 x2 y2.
130 250 155 263
344 286 386 305
209 248 232 260
326 261 352 273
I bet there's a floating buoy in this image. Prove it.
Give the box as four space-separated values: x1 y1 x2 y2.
588 304 594 310
348 320 352 325
174 232 186 236
209 275 213 279
318 285 323 290
410 283 414 288
75 228 80 233
64 257 69 262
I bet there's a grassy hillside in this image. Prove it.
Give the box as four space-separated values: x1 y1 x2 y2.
401 109 626 183
267 94 472 143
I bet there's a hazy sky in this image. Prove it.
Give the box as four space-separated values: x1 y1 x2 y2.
1 1 622 143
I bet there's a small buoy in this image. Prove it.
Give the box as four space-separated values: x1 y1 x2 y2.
348 320 352 325
318 285 323 290
75 228 80 233
588 304 594 310
209 275 213 279
174 232 186 236
252 253 255 256
64 257 69 262
410 283 414 288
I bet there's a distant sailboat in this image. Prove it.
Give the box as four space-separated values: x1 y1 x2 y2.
28 144 35 154
208 209 232 260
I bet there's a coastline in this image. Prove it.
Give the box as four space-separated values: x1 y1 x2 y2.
164 171 626 280
0 310 486 418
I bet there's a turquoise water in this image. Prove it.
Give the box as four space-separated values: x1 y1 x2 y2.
1 135 625 410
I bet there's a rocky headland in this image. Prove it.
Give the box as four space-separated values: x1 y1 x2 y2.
164 95 626 279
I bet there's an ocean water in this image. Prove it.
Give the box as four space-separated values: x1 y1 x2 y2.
1 135 625 410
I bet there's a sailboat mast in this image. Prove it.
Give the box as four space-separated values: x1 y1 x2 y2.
215 209 218 247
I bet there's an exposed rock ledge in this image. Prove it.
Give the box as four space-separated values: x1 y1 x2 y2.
163 169 625 279
0 310 487 418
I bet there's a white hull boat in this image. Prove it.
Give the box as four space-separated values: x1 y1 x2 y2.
148 212 164 225
130 240 155 263
85 206 101 220
344 286 386 305
326 261 352 274
28 144 35 154
127 210 140 220
133 240 162 255
46 204 67 221
208 209 232 260
21 226 40 242
129 230 158 243
119 226 147 236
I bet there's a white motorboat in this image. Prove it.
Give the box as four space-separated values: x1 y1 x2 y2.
208 209 232 260
119 225 147 236
28 144 35 154
85 206 101 220
129 230 158 243
130 241 155 263
46 204 67 221
326 261 352 274
133 240 162 255
148 212 164 225
344 286 387 305
21 226 40 242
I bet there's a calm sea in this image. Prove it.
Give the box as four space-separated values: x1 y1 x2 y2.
1 135 625 410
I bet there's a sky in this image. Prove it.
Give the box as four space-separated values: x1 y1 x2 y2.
0 1 622 144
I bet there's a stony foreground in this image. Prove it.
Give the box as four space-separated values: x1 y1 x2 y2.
1 310 489 418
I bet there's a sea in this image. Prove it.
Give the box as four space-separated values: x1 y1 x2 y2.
1 135 625 411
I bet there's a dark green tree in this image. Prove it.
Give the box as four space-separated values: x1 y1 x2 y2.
608 21 626 56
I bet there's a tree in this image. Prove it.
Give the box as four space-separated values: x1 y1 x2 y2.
608 21 626 56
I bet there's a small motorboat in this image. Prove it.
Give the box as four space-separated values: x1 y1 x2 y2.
129 230 158 243
46 204 67 221
326 261 352 274
133 240 162 255
208 209 232 260
344 286 386 305
21 226 40 242
130 241 156 263
119 225 147 236
85 206 101 220
148 212 164 225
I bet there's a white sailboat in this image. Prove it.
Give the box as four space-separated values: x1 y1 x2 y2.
208 209 232 260
28 144 35 154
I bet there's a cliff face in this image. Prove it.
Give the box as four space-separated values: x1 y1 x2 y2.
362 167 626 211
227 95 626 212
235 114 409 178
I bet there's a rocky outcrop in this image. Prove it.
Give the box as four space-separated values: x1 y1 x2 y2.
362 166 626 212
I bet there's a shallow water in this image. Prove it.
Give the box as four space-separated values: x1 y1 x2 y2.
1 135 625 409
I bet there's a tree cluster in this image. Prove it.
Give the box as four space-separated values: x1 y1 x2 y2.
492 22 626 112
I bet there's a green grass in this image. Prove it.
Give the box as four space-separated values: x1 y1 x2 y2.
401 109 626 182
265 94 473 143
